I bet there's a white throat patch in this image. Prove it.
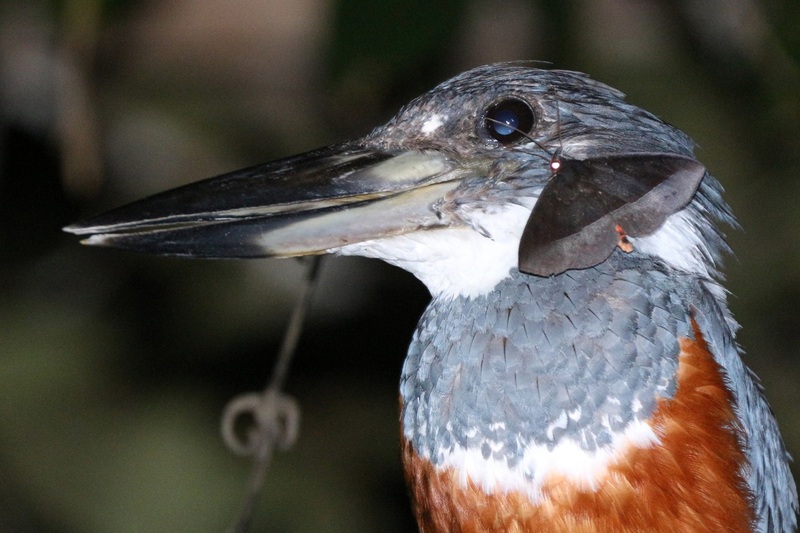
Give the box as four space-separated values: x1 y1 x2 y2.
334 202 533 299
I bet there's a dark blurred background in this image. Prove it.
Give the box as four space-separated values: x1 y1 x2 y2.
1 0 799 531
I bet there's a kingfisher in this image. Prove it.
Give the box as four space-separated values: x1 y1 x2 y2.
65 64 797 532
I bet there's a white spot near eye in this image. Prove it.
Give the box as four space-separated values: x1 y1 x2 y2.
421 114 444 135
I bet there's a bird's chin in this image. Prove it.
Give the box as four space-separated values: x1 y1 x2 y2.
335 200 533 299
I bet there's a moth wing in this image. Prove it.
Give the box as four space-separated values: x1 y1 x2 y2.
518 154 705 277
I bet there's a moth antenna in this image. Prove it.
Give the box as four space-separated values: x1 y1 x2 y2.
484 95 567 179
554 100 564 153
484 116 552 164
544 101 566 180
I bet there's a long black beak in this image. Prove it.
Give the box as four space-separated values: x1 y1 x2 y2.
64 143 467 258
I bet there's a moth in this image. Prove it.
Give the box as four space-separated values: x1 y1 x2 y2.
517 153 706 277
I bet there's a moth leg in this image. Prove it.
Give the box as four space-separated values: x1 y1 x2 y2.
615 224 634 253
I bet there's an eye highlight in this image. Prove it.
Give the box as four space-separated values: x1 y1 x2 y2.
484 98 536 144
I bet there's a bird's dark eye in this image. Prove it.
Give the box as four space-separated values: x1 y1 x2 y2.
484 98 535 145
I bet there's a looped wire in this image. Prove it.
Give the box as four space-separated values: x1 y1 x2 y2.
223 256 322 533
221 390 301 456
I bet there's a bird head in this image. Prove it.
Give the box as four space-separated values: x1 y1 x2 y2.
65 64 733 298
